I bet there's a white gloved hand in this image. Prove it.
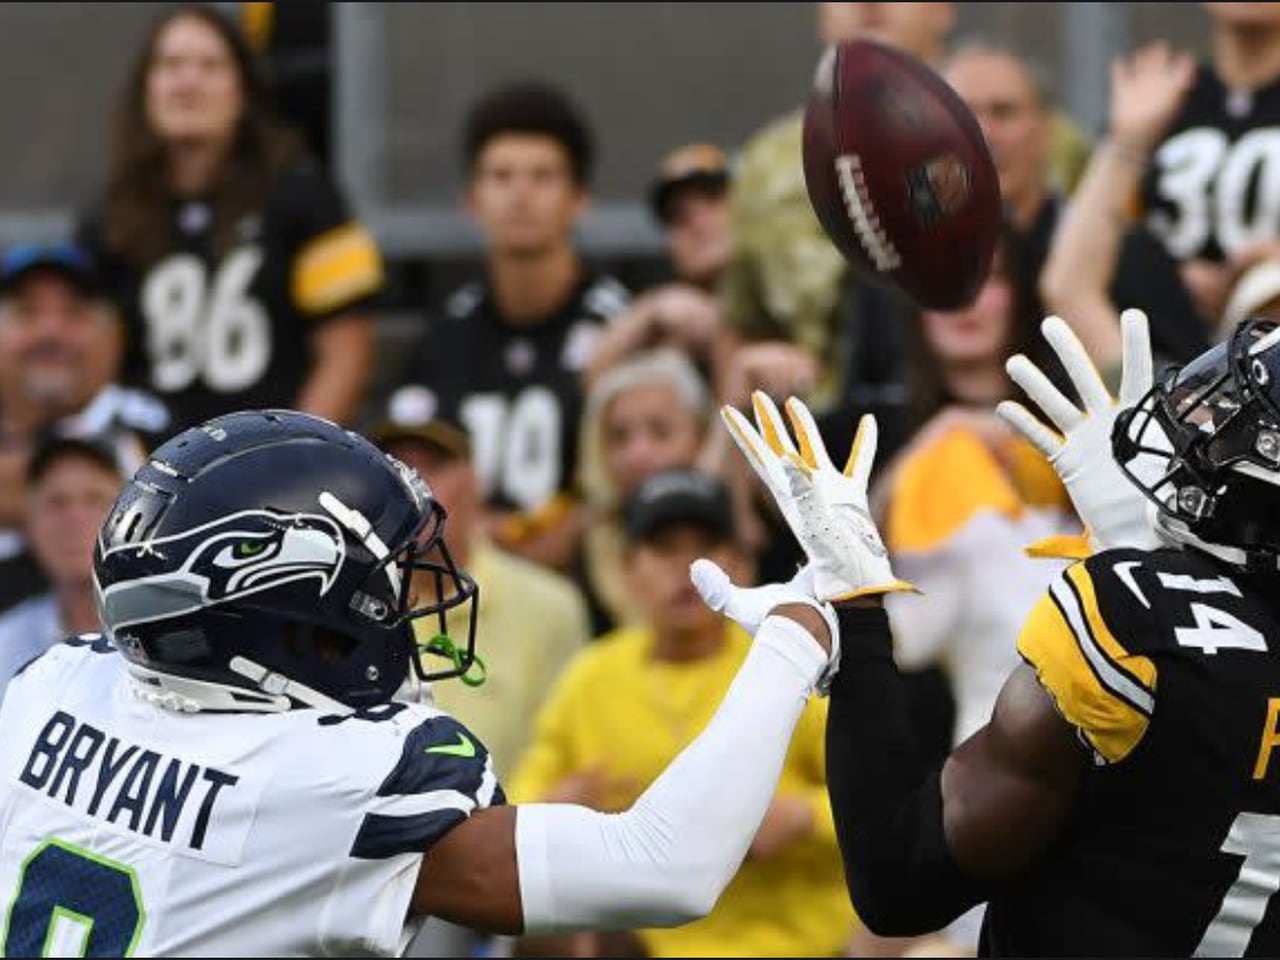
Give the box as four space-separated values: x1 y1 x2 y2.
690 559 841 694
998 309 1162 551
721 391 913 602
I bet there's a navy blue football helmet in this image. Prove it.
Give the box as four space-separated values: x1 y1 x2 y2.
93 410 478 712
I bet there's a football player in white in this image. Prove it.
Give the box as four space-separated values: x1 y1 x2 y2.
0 407 903 957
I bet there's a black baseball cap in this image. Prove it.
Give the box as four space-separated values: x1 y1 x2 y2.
0 243 103 298
648 143 731 225
625 469 734 543
371 386 473 462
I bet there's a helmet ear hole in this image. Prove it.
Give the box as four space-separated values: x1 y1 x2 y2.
283 623 360 664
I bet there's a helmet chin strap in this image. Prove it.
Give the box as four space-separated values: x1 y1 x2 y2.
1152 508 1280 571
125 658 354 715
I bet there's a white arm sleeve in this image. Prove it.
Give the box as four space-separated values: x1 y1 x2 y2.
514 614 827 933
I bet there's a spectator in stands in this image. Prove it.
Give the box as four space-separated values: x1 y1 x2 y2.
578 349 711 630
388 82 629 574
1140 3 1280 323
511 470 853 958
372 410 590 778
0 438 124 708
240 1 333 165
585 144 730 387
878 230 1072 744
79 3 382 432
722 3 955 413
0 244 168 614
873 230 1075 954
1040 45 1206 373
947 40 1208 375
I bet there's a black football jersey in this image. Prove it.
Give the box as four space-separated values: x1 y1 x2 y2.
1141 64 1280 262
991 546 1280 956
390 273 629 514
78 157 383 431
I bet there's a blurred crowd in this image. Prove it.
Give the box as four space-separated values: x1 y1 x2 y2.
4 1 1280 956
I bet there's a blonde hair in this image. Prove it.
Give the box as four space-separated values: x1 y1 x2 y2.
578 348 711 513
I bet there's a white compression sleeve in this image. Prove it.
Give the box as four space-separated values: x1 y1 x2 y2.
515 614 827 933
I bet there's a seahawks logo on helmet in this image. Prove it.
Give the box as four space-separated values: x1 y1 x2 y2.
97 510 346 631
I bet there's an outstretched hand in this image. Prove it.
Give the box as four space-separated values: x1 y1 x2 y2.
998 310 1162 551
720 391 913 602
1109 42 1196 154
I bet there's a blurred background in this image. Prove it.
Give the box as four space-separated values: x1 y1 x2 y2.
0 3 1210 259
0 5 1271 954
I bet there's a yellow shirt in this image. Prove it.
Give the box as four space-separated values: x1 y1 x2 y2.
511 623 855 958
416 540 589 780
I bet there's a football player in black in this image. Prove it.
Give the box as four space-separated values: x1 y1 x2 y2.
717 310 1280 956
79 4 382 433
388 82 628 572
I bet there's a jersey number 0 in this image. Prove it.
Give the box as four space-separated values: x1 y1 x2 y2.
3 839 144 957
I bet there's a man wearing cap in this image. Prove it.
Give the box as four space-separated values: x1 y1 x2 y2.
511 469 854 958
371 410 590 778
584 144 732 388
0 244 170 613
0 437 125 709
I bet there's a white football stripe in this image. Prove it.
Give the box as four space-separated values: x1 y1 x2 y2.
367 788 476 819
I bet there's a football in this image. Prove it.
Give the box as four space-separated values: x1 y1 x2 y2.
802 38 1001 311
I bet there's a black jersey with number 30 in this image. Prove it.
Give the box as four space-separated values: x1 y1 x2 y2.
997 546 1280 956
1141 64 1280 262
79 158 383 431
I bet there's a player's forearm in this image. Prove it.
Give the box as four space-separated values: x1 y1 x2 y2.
297 315 374 425
514 615 826 933
582 298 659 388
826 605 988 936
1039 141 1144 369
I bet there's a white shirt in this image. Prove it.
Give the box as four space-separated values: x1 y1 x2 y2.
889 509 1069 744
0 641 501 957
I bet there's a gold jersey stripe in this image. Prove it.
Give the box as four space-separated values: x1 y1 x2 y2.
292 223 384 316
241 2 274 52
1017 578 1154 764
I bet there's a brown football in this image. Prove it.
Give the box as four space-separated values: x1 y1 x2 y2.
802 38 1001 311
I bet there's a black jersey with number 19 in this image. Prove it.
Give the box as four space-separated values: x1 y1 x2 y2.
389 273 629 515
78 158 384 432
995 546 1280 956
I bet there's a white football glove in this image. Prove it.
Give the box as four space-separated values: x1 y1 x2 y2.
721 391 914 602
689 559 841 694
997 309 1162 552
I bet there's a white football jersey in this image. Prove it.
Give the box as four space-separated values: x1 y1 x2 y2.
0 638 502 957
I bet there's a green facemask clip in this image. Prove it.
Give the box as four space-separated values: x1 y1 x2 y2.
419 633 487 688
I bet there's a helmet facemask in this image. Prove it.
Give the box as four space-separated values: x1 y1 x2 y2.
1114 318 1280 570
364 499 481 686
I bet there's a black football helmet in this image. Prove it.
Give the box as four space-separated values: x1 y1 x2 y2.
93 410 478 713
1114 318 1280 571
